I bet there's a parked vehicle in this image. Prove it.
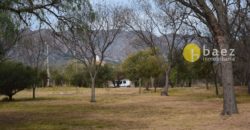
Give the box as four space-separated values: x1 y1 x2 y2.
117 79 131 87
108 79 132 87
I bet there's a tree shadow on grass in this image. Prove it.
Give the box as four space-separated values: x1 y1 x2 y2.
0 97 57 102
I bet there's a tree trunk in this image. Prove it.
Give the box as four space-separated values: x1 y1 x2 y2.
8 95 13 101
170 80 174 88
139 78 142 94
161 69 170 96
112 81 116 87
219 64 223 87
247 71 250 94
218 36 238 115
188 78 192 87
152 77 156 93
150 77 154 89
117 80 121 87
248 80 250 95
206 78 209 90
33 86 36 99
145 81 150 91
212 64 219 96
215 77 219 96
221 60 238 115
90 77 96 102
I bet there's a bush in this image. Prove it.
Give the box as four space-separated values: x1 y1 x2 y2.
0 61 36 101
71 72 87 87
96 64 113 87
51 70 65 86
38 70 47 87
71 64 114 88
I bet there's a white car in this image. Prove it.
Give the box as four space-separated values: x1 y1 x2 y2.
115 79 132 87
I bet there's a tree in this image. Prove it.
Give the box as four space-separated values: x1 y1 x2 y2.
122 49 164 91
0 0 92 31
56 61 88 87
14 29 48 99
0 61 36 101
69 64 115 88
71 72 87 87
51 70 66 86
112 64 126 87
175 0 250 115
231 8 250 94
56 4 126 102
96 64 114 87
0 12 19 62
125 0 192 95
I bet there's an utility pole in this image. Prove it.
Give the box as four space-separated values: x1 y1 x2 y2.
46 42 51 87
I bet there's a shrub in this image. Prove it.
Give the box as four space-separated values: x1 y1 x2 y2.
71 72 87 87
0 61 36 101
51 70 65 86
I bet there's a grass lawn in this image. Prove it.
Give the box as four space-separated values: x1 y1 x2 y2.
0 86 250 130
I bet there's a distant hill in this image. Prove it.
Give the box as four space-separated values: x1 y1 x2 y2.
11 29 145 67
11 29 201 67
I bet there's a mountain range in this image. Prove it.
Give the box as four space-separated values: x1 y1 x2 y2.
11 29 201 67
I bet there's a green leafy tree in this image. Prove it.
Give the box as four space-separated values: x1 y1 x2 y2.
69 64 114 88
51 70 66 86
112 64 126 87
63 60 84 85
122 50 164 90
96 64 114 87
0 61 36 101
39 70 47 87
71 72 87 87
59 61 114 88
0 12 19 62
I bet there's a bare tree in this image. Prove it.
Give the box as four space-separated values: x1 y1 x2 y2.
56 5 125 102
0 0 92 66
233 6 250 94
0 12 20 62
15 29 47 99
126 0 191 95
124 4 161 92
175 0 249 115
0 0 91 30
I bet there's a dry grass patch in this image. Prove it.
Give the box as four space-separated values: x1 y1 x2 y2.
0 86 250 130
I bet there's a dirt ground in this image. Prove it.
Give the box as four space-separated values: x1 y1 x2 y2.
0 86 249 130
